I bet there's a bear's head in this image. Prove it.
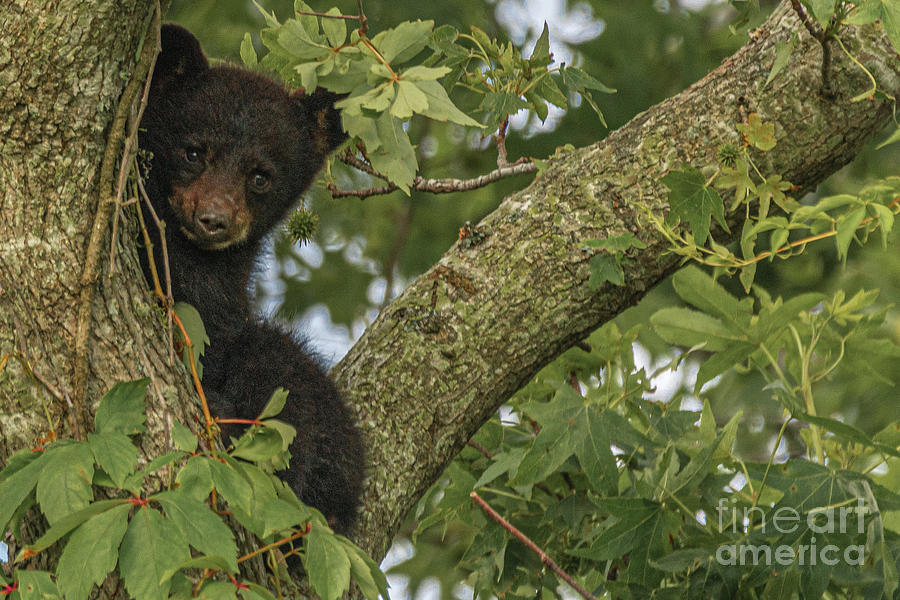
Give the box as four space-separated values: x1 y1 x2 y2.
139 24 345 251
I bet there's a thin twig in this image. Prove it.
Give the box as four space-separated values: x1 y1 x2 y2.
339 149 388 180
496 115 510 168
356 0 367 35
238 525 311 564
330 161 537 199
108 29 158 278
136 170 176 364
467 440 494 458
470 492 600 600
171 312 215 444
296 10 361 21
789 0 820 40
72 4 162 426
789 0 833 96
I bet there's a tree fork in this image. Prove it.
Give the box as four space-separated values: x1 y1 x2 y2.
335 2 900 559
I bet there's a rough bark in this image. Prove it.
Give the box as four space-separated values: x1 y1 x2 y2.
0 0 201 582
1 0 898 587
337 3 900 559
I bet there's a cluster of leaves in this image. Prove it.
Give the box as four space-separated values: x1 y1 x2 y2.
0 379 386 600
652 112 900 294
401 267 900 599
242 0 612 193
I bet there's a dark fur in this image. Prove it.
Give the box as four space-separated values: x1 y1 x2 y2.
139 24 363 532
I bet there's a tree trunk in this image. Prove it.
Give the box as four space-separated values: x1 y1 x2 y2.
336 3 900 559
0 1 898 589
0 0 195 579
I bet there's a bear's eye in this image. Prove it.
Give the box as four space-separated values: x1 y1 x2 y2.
183 148 203 165
249 171 271 193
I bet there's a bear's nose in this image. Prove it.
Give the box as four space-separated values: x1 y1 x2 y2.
195 207 231 235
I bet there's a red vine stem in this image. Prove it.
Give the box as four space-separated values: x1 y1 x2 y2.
237 524 312 564
470 492 600 600
171 312 215 444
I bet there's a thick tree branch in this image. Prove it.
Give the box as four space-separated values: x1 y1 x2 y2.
336 1 900 559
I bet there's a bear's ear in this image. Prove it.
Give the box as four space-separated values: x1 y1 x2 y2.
292 89 347 156
151 24 209 91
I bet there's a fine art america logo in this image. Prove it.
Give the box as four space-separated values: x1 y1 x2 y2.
714 497 872 566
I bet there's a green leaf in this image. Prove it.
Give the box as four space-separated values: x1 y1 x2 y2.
753 293 824 342
559 65 616 94
875 125 900 149
153 490 239 573
253 388 287 421
251 0 279 27
391 80 429 119
119 507 191 600
191 580 238 600
588 253 624 288
303 528 352 600
663 164 727 246
94 378 148 435
715 159 756 209
529 22 552 67
174 456 215 502
756 174 793 214
835 206 866 261
401 65 451 81
88 432 139 488
293 1 319 40
650 548 713 572
695 342 756 393
536 74 567 109
230 426 285 462
36 442 94 524
583 232 647 253
763 566 801 599
322 7 346 47
574 407 619 495
275 20 330 61
804 0 837 28
240 33 258 68
295 61 319 92
872 203 895 247
174 302 209 380
524 89 549 122
765 33 797 88
374 20 434 64
146 451 185 474
56 503 130 600
513 390 582 485
368 111 417 193
16 571 59 600
430 24 459 50
473 448 523 489
651 307 741 351
479 91 528 120
338 537 390 600
171 420 198 453
207 456 254 516
669 413 740 495
670 265 751 329
573 498 664 560
415 80 482 127
0 449 44 533
26 499 128 555
737 113 776 151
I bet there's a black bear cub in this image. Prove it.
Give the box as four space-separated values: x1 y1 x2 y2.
138 24 363 533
